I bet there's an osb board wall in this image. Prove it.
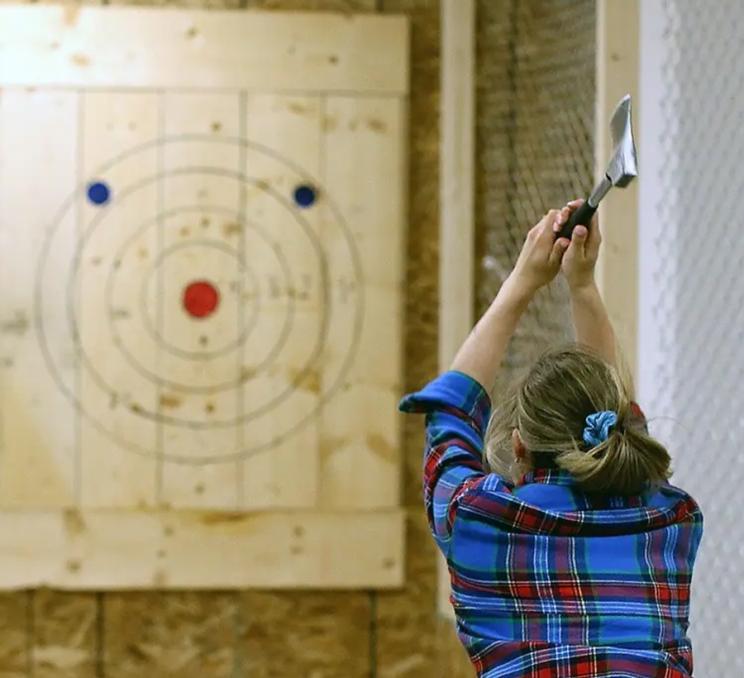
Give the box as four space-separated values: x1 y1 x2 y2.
475 0 596 413
0 0 472 676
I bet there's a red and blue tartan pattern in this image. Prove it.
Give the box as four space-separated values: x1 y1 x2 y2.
400 371 703 677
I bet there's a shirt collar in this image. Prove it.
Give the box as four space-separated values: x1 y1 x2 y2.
517 469 648 508
518 468 577 487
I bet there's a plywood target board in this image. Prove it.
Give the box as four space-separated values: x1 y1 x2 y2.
0 6 407 589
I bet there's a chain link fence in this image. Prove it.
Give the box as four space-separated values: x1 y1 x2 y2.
639 1 744 674
476 2 739 670
475 0 596 461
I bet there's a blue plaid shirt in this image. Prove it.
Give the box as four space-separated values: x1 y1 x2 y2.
400 371 703 678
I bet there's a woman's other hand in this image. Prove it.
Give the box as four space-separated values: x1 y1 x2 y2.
509 208 571 298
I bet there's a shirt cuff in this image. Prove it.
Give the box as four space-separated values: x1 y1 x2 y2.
398 371 492 434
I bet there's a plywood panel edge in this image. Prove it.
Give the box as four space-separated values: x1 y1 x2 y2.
595 0 640 381
0 5 409 94
438 0 474 619
0 508 405 590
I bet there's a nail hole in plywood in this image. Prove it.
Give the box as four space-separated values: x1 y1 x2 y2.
200 512 247 525
287 101 308 115
319 435 346 463
222 221 242 237
63 6 80 26
240 366 256 383
63 509 86 535
159 393 182 410
71 53 90 67
366 433 396 463
289 368 321 394
367 118 387 133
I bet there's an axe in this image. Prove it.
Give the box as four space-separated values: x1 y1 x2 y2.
558 94 638 239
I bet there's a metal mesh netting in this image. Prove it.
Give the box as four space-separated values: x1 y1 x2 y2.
639 1 744 674
475 0 595 409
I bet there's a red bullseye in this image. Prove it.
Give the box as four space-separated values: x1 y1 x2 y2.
183 280 220 319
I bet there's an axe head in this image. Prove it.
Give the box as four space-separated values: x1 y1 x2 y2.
606 94 638 188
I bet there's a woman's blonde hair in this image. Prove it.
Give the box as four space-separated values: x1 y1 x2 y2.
486 345 671 495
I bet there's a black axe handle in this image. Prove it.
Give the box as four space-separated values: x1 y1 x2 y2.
557 200 596 240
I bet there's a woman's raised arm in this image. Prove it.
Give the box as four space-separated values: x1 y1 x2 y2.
560 200 617 367
451 207 570 392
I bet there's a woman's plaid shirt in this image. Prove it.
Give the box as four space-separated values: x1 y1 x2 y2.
400 371 703 678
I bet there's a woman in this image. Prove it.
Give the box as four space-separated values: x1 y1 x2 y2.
400 202 703 677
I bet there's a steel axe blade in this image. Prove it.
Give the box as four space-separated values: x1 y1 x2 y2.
558 94 638 239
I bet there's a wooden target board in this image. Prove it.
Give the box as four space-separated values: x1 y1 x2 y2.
0 5 407 589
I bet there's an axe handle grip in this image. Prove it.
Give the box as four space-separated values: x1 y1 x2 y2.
557 200 596 240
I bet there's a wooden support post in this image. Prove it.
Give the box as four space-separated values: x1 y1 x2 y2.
439 0 475 617
595 0 641 378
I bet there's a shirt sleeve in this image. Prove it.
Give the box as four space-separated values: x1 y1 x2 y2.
399 370 512 553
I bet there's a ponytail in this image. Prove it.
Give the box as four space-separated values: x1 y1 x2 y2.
485 345 672 495
556 404 671 495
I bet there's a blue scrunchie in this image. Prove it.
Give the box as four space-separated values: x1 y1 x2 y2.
583 410 618 448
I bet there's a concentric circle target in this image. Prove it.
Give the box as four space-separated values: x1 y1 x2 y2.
35 135 364 464
137 233 263 361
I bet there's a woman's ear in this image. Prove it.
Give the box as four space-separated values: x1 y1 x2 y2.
512 428 527 459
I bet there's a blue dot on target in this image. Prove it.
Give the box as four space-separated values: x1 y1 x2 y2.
293 184 317 208
87 181 111 206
